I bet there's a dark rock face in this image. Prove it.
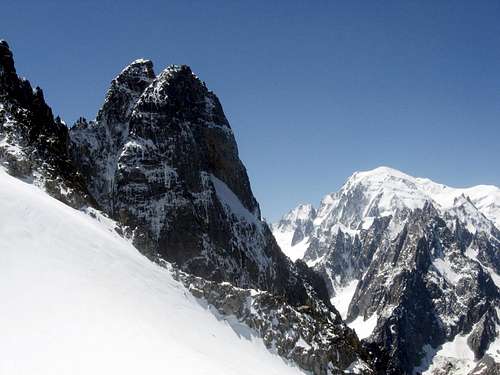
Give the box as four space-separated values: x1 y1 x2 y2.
348 206 499 373
69 62 319 307
69 59 155 212
467 308 498 360
0 40 92 207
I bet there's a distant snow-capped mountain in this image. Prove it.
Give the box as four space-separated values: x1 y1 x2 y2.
273 166 500 257
273 166 500 375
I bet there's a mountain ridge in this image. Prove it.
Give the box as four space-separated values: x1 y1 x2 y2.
273 166 500 374
0 40 383 375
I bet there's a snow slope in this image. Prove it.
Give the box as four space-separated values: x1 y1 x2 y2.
271 204 315 261
273 229 310 261
0 169 303 375
331 280 359 320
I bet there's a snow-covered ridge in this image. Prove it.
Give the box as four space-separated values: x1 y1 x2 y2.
326 167 500 226
273 166 500 374
272 203 316 261
0 168 303 375
318 166 499 229
273 166 500 260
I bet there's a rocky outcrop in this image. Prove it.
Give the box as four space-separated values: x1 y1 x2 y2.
69 59 155 212
169 262 375 375
349 205 499 373
0 40 92 207
467 307 498 360
468 355 500 375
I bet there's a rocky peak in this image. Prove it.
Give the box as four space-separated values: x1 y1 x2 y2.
0 40 16 76
289 203 316 222
97 58 155 125
0 41 53 125
0 40 92 208
275 204 316 229
68 59 156 211
274 166 500 374
139 65 206 109
273 203 317 249
70 59 323 308
128 63 259 215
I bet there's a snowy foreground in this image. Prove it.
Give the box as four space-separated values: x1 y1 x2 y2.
0 169 303 375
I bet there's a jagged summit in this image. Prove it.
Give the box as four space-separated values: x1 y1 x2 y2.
277 166 500 234
113 58 155 85
274 203 316 228
291 203 316 219
0 40 16 75
0 40 92 208
97 58 155 122
69 53 313 308
134 63 234 133
273 166 500 374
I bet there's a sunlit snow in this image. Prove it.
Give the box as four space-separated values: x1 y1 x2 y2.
348 313 378 340
0 169 303 375
331 280 359 320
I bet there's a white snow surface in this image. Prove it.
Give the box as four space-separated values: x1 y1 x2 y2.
318 166 500 230
0 169 303 375
273 229 310 261
331 280 359 320
347 313 378 340
416 332 476 375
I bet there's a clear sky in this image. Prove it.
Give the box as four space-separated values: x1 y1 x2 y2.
2 0 499 221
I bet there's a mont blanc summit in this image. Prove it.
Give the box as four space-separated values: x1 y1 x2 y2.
273 167 500 374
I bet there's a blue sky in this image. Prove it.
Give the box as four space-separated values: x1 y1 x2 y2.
2 1 499 221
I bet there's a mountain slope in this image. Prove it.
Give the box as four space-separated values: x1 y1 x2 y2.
273 167 500 374
1 40 381 375
0 167 306 375
69 60 316 307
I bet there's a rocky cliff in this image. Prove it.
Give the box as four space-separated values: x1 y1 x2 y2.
69 59 322 307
